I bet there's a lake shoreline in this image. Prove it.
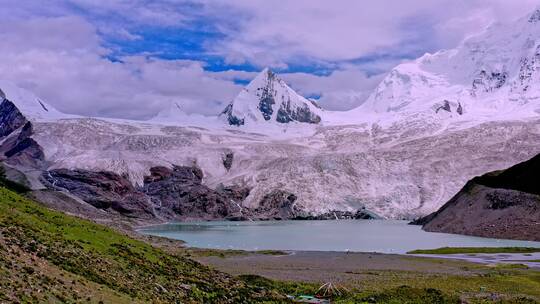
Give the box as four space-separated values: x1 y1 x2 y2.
194 249 540 290
138 219 540 254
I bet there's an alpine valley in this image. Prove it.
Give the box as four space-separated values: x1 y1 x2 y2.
1 8 540 229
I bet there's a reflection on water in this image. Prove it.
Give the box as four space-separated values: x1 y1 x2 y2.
139 220 540 254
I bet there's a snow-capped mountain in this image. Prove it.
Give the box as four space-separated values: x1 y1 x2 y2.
221 68 323 126
357 8 540 121
149 100 222 128
0 80 70 121
0 9 540 221
1 78 537 220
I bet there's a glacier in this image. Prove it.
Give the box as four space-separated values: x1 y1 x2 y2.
1 9 540 220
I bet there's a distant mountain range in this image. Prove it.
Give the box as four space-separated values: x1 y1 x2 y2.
0 9 539 224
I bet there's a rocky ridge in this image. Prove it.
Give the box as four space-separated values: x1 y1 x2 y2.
413 153 540 241
39 164 377 222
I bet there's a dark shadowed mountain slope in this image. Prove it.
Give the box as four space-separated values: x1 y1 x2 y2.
413 153 540 241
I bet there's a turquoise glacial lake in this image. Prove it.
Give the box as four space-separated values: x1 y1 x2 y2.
139 220 540 254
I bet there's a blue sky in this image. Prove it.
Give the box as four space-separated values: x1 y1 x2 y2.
0 0 537 119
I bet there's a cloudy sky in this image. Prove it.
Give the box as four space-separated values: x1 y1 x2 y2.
0 0 538 119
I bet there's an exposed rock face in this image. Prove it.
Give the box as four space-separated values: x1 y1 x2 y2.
0 101 45 169
435 100 451 113
42 169 155 219
529 9 540 23
257 71 277 121
36 165 253 222
276 100 322 124
0 99 27 138
222 152 234 171
142 166 245 220
456 103 463 115
414 154 540 241
1 122 45 168
0 98 46 169
39 163 376 222
433 100 464 115
3 137 44 167
216 183 250 202
221 103 244 126
471 70 508 95
252 190 304 220
300 209 379 220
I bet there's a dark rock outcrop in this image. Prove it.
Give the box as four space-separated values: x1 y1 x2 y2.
2 122 45 168
252 190 304 220
276 100 321 124
0 99 45 168
3 137 44 167
221 103 244 126
298 209 380 220
472 70 508 94
39 164 383 222
435 100 451 114
39 165 253 221
42 169 155 219
142 166 245 220
456 102 463 115
0 99 27 138
414 154 540 241
529 9 540 23
222 152 234 171
433 100 464 116
216 183 250 202
257 70 277 121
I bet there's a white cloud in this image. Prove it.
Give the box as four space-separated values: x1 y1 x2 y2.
65 0 194 27
0 16 242 119
201 0 540 67
0 16 103 53
282 69 385 111
1 0 539 119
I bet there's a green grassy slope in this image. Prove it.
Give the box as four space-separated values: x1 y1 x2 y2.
0 186 284 303
1 179 540 303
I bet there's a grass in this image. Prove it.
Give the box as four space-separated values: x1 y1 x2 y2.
339 286 461 304
184 248 288 259
239 275 463 303
1 173 539 303
184 248 250 258
408 247 540 255
0 186 287 303
491 264 530 270
240 269 540 303
336 269 540 303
